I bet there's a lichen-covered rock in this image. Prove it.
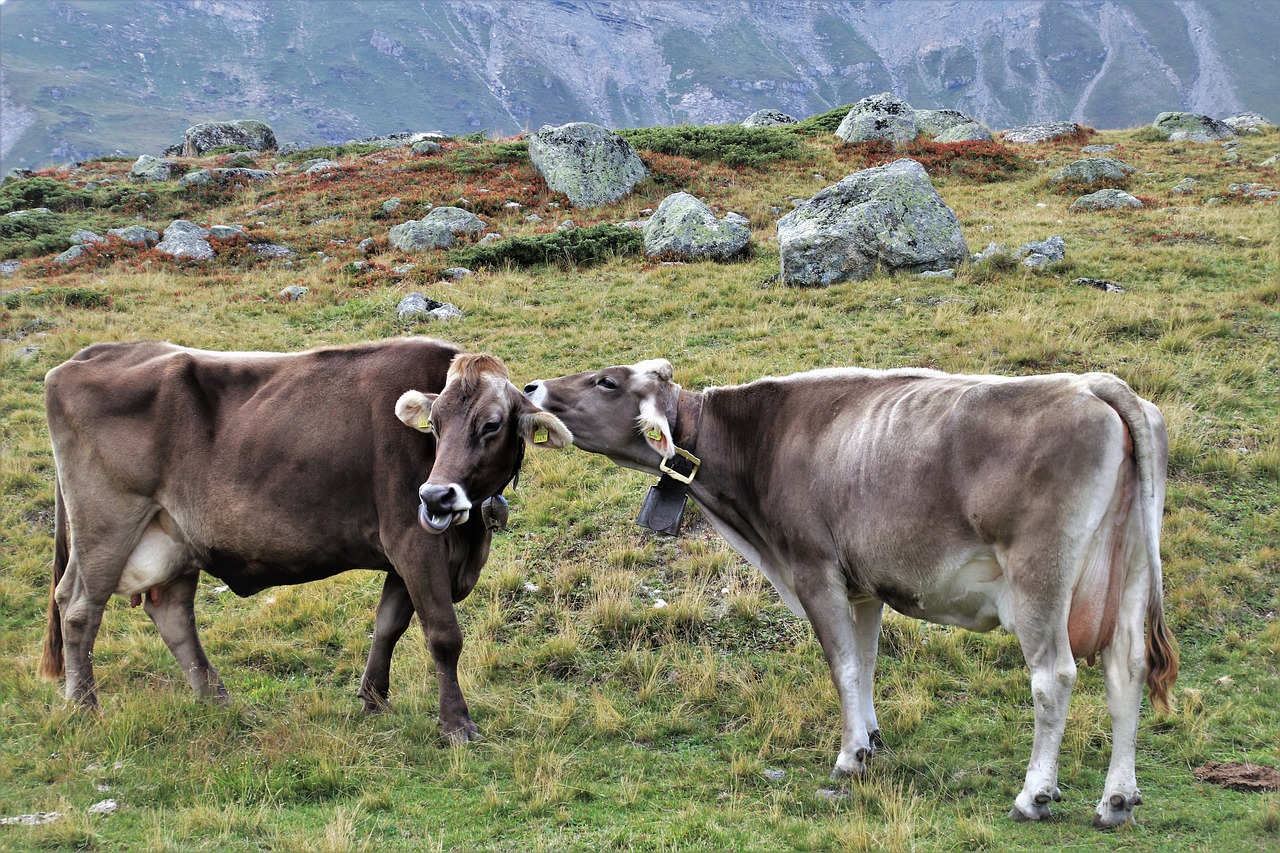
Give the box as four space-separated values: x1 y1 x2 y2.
1221 112 1273 132
180 170 213 186
3 168 35 184
181 120 277 157
251 243 296 259
54 245 86 265
70 229 105 246
1081 144 1117 154
1001 122 1083 144
1228 182 1279 199
1069 189 1144 212
212 167 274 182
642 192 751 260
131 155 178 182
835 93 917 146
742 109 797 128
411 139 442 156
422 206 485 237
1152 112 1235 143
1171 177 1199 195
107 225 160 247
397 292 463 321
528 122 646 208
0 259 22 276
777 158 969 286
388 219 454 251
156 220 214 260
304 160 341 176
208 225 245 239
914 109 971 138
935 121 993 143
1050 158 1137 185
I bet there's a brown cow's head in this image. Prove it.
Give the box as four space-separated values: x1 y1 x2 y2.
397 354 571 533
523 359 679 476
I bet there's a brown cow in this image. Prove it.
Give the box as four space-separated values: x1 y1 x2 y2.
525 359 1177 827
40 339 569 743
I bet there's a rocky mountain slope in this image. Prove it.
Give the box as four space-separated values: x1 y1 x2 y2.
2 0 1276 171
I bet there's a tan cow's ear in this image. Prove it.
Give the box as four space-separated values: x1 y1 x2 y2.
520 410 573 449
395 390 438 432
637 395 674 459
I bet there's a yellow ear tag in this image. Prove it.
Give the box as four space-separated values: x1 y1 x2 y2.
419 418 433 432
533 427 549 444
646 427 663 442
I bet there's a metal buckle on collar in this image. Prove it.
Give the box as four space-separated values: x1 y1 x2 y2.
658 446 700 484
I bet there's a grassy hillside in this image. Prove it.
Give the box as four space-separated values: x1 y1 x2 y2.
0 123 1277 850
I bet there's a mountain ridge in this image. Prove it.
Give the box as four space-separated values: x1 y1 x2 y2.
2 0 1277 171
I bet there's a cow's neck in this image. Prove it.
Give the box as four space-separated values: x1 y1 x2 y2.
671 388 703 452
682 385 776 557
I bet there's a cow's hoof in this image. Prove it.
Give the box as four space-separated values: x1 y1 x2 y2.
1009 788 1060 822
1092 792 1140 829
830 745 873 780
441 719 480 745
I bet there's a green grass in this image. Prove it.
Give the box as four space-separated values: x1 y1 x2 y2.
1 126 1278 851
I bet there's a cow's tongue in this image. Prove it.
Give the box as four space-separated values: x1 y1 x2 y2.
419 503 452 533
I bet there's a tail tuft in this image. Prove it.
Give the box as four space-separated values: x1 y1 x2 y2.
38 481 67 680
1145 603 1179 713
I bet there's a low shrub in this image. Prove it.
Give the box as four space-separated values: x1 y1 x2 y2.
847 138 1031 182
450 223 642 270
281 142 387 163
445 141 529 175
618 124 806 168
790 103 855 136
0 177 94 214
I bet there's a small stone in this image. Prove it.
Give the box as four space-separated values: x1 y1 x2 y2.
1075 277 1125 293
918 268 955 279
763 769 787 781
357 237 376 253
381 198 402 213
251 243 295 259
558 219 576 231
87 799 118 816
440 267 472 280
279 286 308 301
397 292 443 318
392 264 416 274
208 225 245 239
504 201 522 209
478 232 502 245
0 260 23 276
524 214 543 223
429 303 464 321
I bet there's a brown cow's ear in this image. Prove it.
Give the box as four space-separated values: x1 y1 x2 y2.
395 390 438 432
519 409 573 449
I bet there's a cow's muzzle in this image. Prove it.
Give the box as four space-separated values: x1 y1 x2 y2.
418 483 472 534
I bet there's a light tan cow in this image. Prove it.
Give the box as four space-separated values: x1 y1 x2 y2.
525 360 1177 827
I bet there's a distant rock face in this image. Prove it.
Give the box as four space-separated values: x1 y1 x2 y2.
181 120 278 157
835 93 917 146
1001 122 1082 144
742 109 797 128
777 158 968 286
935 121 993 143
1069 189 1144 212
1050 157 1137 185
1152 112 1235 142
642 192 751 260
527 122 647 208
131 155 178 182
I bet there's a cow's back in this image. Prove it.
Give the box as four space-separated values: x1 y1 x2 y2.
46 337 462 591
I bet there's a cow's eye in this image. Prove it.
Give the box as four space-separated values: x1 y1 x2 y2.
597 376 618 390
481 419 502 435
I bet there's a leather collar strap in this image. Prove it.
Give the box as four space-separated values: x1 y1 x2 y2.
636 388 703 536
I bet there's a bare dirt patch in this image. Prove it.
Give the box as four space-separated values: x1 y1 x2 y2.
1193 761 1280 792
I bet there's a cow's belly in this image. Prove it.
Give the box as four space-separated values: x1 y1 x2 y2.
909 550 1010 633
116 519 191 596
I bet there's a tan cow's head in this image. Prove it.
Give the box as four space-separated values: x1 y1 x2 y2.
397 354 571 533
523 359 680 476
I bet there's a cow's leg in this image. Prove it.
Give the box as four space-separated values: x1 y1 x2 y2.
396 558 478 743
357 572 415 713
796 571 876 779
851 598 885 745
1093 581 1150 828
55 510 152 709
1010 602 1076 821
142 571 227 703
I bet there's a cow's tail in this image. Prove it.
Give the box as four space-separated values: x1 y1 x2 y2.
1089 373 1179 713
39 478 67 680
